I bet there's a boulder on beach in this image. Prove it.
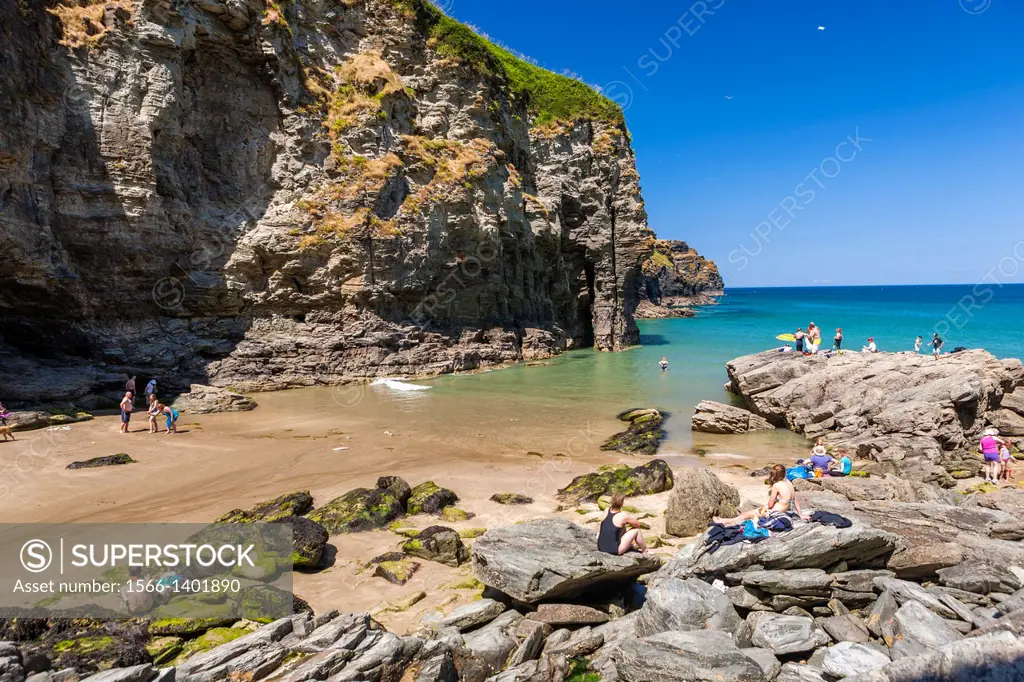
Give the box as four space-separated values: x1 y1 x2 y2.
691 400 776 434
635 577 741 637
368 552 421 585
471 519 660 603
600 408 666 456
307 476 412 534
170 384 257 414
664 468 739 537
272 515 329 569
406 481 459 515
557 459 674 504
402 525 469 567
489 493 533 505
216 490 315 523
66 453 135 469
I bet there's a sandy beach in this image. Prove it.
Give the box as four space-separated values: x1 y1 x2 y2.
0 383 799 632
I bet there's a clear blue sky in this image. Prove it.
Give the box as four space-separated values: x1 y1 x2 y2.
442 0 1024 287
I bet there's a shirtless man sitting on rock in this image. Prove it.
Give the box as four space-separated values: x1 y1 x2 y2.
714 464 810 525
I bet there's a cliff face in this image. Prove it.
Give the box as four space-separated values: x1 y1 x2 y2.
0 0 653 402
636 239 723 318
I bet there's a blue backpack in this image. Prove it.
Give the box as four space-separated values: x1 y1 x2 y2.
786 466 811 481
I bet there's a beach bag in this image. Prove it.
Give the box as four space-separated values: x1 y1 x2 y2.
741 520 770 541
786 466 811 481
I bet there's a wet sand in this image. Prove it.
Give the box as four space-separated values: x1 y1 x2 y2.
0 383 805 632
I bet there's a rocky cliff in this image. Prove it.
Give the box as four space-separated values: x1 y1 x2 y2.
0 0 654 404
636 239 723 319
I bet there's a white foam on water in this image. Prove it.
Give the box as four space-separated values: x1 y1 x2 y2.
371 378 431 392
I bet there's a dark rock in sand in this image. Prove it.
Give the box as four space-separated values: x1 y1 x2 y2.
613 630 766 682
216 490 315 523
272 516 329 569
170 384 257 414
635 577 742 637
557 459 673 504
664 468 739 537
402 526 469 567
601 408 666 456
66 453 135 470
489 493 533 505
307 476 411 534
692 400 776 434
471 519 660 603
407 482 459 515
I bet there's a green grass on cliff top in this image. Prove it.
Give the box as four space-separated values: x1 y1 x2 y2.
394 0 624 127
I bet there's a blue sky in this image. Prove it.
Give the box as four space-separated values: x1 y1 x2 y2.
442 1 1024 287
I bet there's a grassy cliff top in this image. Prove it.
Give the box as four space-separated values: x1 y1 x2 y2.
395 0 625 127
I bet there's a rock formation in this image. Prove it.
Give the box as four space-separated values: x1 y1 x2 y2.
692 400 776 434
725 349 1024 486
635 239 723 319
0 0 663 406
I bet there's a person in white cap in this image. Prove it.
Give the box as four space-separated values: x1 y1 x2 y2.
980 427 1005 484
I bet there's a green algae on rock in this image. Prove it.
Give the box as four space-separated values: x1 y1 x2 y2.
401 525 469 567
438 507 474 522
558 459 674 504
216 490 314 523
407 481 459 515
170 627 249 666
368 552 421 585
148 616 236 637
489 493 534 505
145 636 183 667
308 476 412 534
66 453 135 470
601 409 667 456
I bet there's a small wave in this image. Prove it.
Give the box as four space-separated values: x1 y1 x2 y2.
371 378 431 392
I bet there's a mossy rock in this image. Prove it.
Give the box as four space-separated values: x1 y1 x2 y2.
272 515 328 569
232 551 287 581
489 493 533 505
961 482 999 495
438 507 474 522
602 409 666 456
307 476 411 534
145 636 183 667
66 453 135 470
147 616 235 637
565 657 600 682
848 470 871 478
390 526 421 538
216 490 314 523
949 469 975 480
38 621 150 673
235 584 293 621
368 552 421 586
558 459 674 504
401 525 469 567
596 496 640 513
407 481 459 515
458 528 487 539
170 627 248 666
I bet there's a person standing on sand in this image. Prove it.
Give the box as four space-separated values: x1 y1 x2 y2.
119 392 133 434
914 336 923 353
125 375 137 403
147 394 160 434
597 493 649 555
931 333 944 359
834 328 843 351
659 357 668 372
981 428 1004 483
795 328 806 354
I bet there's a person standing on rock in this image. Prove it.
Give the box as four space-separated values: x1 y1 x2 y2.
914 336 923 353
833 328 843 351
999 438 1013 481
807 323 820 354
715 464 810 525
931 332 944 359
119 392 133 434
795 328 806 354
980 428 1005 483
597 493 649 555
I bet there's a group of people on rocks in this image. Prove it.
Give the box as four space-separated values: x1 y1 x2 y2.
791 439 853 478
121 375 178 435
791 323 946 357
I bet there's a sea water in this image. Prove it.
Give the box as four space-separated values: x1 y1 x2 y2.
374 284 1024 451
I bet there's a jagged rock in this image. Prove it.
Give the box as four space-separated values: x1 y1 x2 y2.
488 493 533 505
293 612 369 653
822 642 890 679
171 384 257 414
541 627 603 658
601 409 666 456
727 585 773 612
635 577 741 637
887 543 964 580
407 482 459 515
661 523 899 580
873 578 958 619
485 654 568 682
217 491 315 523
990 521 1024 541
402 526 469 567
724 349 1024 484
937 560 1022 594
66 453 135 469
740 648 780 681
692 400 775 434
439 599 507 631
613 630 766 682
409 652 458 682
664 469 739 537
640 240 723 309
0 643 24 682
866 592 900 638
833 569 894 593
368 552 420 586
527 604 608 627
505 622 544 668
307 477 411 534
741 569 834 596
471 519 659 603
272 516 328 569
819 614 870 643
79 665 156 682
846 630 1024 682
557 459 673 504
458 611 522 680
775 663 826 682
886 600 962 659
748 613 829 655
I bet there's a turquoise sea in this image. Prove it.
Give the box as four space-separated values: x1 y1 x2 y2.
407 284 1024 451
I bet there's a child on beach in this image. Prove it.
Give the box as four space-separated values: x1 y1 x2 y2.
147 394 161 434
1000 440 1013 481
914 336 923 353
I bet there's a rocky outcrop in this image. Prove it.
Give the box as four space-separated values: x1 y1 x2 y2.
557 459 673 504
0 0 661 405
692 400 776 434
471 519 659 603
170 385 257 414
725 349 1024 485
307 476 411 534
216 490 314 523
638 239 723 313
664 469 740 537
